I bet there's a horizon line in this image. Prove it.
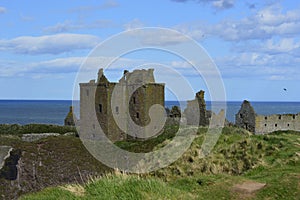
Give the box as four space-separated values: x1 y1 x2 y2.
0 99 300 103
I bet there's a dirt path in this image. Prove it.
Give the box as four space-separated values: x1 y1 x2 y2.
231 181 266 199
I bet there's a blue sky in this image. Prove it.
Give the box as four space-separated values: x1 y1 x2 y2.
0 0 299 101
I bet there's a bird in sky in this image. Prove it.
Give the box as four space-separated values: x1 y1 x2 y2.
283 88 287 91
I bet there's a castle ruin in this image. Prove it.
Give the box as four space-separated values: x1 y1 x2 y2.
255 113 300 134
235 100 256 133
80 68 165 142
236 100 300 134
184 90 209 126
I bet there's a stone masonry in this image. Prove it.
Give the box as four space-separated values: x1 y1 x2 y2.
235 100 256 133
236 100 300 134
184 90 208 126
80 68 165 142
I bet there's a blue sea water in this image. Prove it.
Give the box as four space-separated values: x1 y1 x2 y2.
0 100 72 125
0 100 300 125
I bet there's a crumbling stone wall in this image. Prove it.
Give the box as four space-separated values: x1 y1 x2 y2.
184 90 208 126
255 113 300 134
235 100 300 134
235 100 256 133
80 68 164 142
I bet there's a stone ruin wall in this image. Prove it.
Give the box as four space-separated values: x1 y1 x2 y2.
80 68 164 142
235 100 300 134
235 100 256 133
255 113 300 134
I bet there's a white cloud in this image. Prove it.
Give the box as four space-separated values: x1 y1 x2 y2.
234 38 300 55
140 31 188 46
0 56 143 78
20 13 34 22
0 33 100 55
174 23 206 40
0 7 6 14
171 0 235 10
212 0 234 9
174 4 300 42
209 4 300 41
261 38 300 54
123 20 206 45
124 28 190 46
268 75 286 81
123 19 144 30
69 0 118 13
44 20 114 33
0 57 85 78
216 52 300 80
169 3 300 82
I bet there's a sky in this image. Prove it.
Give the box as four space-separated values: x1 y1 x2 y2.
0 0 299 101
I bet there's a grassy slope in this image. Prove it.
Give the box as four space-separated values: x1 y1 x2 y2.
0 135 111 199
16 127 300 199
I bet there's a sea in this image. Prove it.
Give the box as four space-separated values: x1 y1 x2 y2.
0 100 300 125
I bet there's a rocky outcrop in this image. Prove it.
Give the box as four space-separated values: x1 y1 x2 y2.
0 136 111 200
0 149 21 181
235 100 256 133
0 146 13 170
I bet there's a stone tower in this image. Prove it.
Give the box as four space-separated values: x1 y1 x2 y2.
80 68 165 142
184 90 208 126
235 100 256 133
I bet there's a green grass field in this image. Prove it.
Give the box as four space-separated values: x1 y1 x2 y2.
3 126 300 199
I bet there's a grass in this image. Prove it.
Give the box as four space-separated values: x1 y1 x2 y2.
0 123 77 136
114 124 179 153
12 126 300 199
21 174 194 200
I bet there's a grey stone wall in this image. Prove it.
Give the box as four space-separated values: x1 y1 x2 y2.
80 68 165 142
235 100 256 133
184 90 208 126
235 100 300 134
255 113 300 134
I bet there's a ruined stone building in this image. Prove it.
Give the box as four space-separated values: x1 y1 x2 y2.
184 90 209 126
235 100 256 133
236 100 300 134
80 68 165 142
255 113 300 134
